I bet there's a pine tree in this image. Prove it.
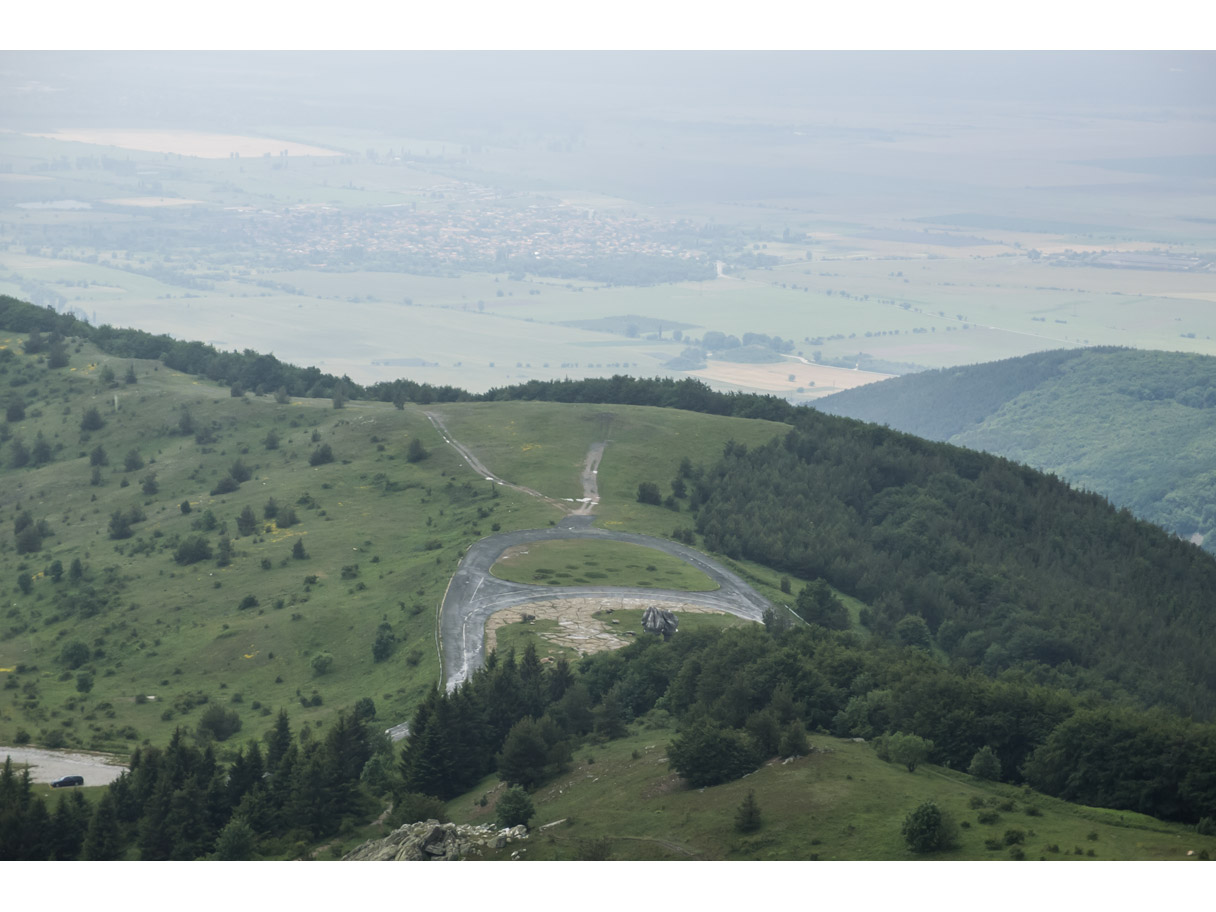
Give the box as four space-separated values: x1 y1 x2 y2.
734 790 762 833
214 815 256 860
266 710 293 772
81 791 124 860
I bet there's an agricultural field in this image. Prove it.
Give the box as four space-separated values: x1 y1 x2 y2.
3 91 1214 398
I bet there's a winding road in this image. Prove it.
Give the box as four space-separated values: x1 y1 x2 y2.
438 515 771 691
418 411 771 694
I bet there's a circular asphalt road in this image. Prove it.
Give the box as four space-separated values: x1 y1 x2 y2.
439 515 771 690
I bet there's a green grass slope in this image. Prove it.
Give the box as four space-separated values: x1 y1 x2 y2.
426 399 790 537
0 335 564 751
816 348 1216 551
435 720 1216 861
0 340 798 755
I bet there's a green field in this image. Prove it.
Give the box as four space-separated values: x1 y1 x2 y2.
3 117 1214 398
427 721 1216 861
490 539 718 590
426 400 791 519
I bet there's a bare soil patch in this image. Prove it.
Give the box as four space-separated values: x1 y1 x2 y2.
485 598 732 657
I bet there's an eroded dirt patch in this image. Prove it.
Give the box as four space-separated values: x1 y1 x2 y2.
485 597 731 657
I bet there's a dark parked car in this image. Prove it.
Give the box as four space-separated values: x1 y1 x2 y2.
50 775 84 788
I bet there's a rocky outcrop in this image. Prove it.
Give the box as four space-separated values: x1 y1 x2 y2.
642 606 678 639
343 820 529 861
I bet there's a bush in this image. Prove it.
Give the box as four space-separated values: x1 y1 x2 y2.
968 745 1002 781
636 482 662 505
196 703 243 741
406 438 429 463
59 640 91 669
310 652 334 676
80 407 104 431
902 801 959 854
309 444 334 466
211 475 240 495
175 535 213 565
389 792 448 828
495 786 535 829
667 721 762 788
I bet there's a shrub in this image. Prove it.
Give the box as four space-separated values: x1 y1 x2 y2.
636 482 662 505
667 721 762 787
196 703 242 741
1003 828 1026 846
977 810 1000 825
968 745 1002 781
229 459 252 483
80 407 104 431
406 438 429 463
902 801 958 854
495 786 535 829
310 652 334 676
309 444 334 466
59 640 91 669
211 475 240 495
389 792 448 828
175 535 213 565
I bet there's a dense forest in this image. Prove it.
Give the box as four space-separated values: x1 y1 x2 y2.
0 709 382 860
816 347 1216 552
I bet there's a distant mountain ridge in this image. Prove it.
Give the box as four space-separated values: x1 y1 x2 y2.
816 347 1216 552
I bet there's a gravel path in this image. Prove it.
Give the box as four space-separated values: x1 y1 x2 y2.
409 417 770 712
439 515 770 691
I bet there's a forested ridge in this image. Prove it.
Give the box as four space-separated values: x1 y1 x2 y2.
816 347 1216 552
395 624 1216 828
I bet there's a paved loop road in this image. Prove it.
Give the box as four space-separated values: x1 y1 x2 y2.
414 414 770 698
439 515 771 691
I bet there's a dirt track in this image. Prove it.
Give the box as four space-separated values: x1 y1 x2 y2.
417 414 771 693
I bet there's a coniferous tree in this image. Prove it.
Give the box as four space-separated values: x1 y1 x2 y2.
734 790 762 833
81 791 124 860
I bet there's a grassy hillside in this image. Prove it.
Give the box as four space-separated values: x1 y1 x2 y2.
816 348 1216 552
430 720 1216 861
0 334 561 751
0 335 799 754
